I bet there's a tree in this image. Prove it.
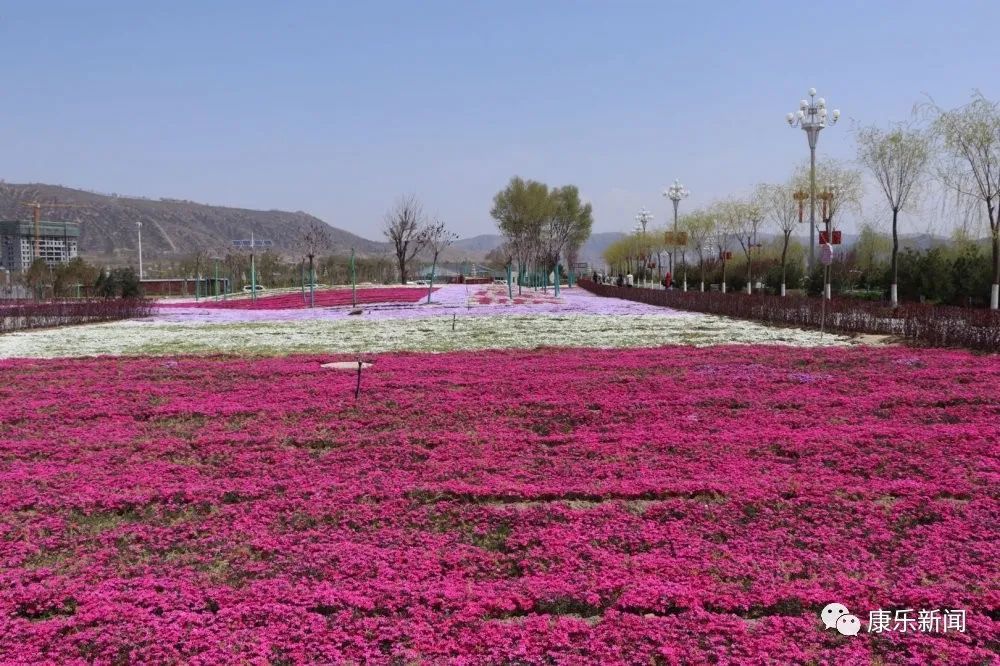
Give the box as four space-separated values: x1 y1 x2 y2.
302 221 332 307
759 183 799 296
420 219 457 303
21 259 52 300
490 177 549 294
792 158 863 299
856 123 930 305
733 193 765 294
928 92 1000 309
96 267 140 299
852 221 891 285
681 211 715 292
602 237 630 277
542 185 593 295
53 257 100 297
713 201 741 293
384 194 428 284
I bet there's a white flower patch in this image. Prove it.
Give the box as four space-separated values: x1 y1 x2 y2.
0 311 860 358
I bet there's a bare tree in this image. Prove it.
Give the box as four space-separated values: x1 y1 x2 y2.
485 241 517 297
856 123 930 306
759 183 799 296
383 194 428 284
420 218 457 303
302 221 332 307
927 93 1000 309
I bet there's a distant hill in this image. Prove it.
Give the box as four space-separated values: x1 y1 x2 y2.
451 234 504 255
4 182 966 270
0 183 386 264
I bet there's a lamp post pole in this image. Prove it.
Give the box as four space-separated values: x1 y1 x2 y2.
634 207 654 286
663 179 689 283
136 220 143 280
786 88 840 277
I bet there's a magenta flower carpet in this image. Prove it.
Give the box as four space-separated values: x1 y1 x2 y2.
0 346 997 664
158 287 436 310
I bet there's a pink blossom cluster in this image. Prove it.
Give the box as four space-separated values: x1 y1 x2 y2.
473 284 561 306
158 287 436 310
0 346 997 663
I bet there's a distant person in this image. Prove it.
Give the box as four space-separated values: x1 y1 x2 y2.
662 272 672 290
626 273 634 287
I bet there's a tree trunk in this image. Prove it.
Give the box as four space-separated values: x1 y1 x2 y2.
308 255 315 308
427 251 437 304
990 204 999 309
396 249 407 285
780 231 790 297
890 207 899 306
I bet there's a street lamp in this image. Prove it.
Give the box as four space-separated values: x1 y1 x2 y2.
786 88 839 276
663 179 689 280
634 207 654 287
634 207 653 234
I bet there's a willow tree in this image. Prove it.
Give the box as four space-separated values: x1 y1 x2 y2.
601 236 632 276
759 183 799 296
929 93 1000 309
856 123 930 306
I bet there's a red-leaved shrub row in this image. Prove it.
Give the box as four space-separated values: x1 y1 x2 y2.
158 287 436 310
579 280 1000 351
0 299 154 334
0 347 997 663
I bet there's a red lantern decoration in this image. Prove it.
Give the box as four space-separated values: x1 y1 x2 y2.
819 230 843 245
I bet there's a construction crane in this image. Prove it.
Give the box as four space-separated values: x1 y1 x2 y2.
18 202 88 262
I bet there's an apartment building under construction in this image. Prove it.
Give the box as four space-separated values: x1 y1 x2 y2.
0 219 80 271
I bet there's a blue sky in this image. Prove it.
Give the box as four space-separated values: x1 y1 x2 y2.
1 1 997 239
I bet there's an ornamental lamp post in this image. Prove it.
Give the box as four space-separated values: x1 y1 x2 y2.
786 88 839 275
634 207 654 286
663 179 689 281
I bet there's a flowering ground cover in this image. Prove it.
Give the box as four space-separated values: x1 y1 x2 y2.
472 284 561 306
0 312 856 358
158 286 436 310
0 285 863 358
152 284 683 323
0 346 996 664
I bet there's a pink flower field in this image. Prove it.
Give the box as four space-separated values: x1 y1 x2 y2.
0 347 997 664
472 285 562 306
158 287 436 310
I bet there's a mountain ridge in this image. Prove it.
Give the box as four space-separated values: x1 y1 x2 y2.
0 183 387 264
